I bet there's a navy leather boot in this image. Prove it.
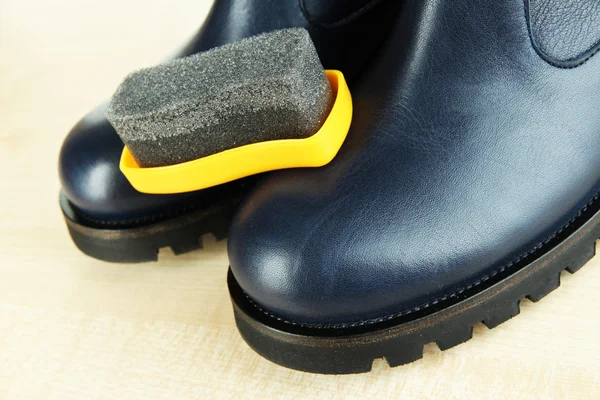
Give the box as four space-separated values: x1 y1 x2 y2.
228 0 600 373
59 0 404 262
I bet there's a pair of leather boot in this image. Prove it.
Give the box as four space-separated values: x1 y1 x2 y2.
59 0 600 374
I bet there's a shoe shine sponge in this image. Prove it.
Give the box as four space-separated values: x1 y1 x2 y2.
106 28 352 194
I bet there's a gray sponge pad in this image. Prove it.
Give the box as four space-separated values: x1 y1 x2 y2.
106 28 333 168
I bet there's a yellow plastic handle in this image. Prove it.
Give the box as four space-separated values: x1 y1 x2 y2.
120 69 353 194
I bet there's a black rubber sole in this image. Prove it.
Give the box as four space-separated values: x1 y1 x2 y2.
229 205 600 374
61 192 241 263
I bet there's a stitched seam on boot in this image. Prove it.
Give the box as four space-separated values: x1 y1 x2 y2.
72 202 207 227
524 0 600 69
245 191 600 329
69 196 238 228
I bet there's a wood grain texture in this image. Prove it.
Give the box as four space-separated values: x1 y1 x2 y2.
0 0 598 398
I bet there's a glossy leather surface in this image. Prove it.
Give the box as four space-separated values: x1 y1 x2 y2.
229 0 600 326
59 0 402 221
527 0 600 65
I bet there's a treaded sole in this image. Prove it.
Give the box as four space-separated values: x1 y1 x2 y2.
61 192 240 263
229 206 600 374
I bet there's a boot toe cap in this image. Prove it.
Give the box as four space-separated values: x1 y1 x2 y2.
59 104 124 214
227 173 419 327
59 103 145 219
58 103 198 221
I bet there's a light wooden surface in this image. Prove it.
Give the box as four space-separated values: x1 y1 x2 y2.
1 1 599 399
